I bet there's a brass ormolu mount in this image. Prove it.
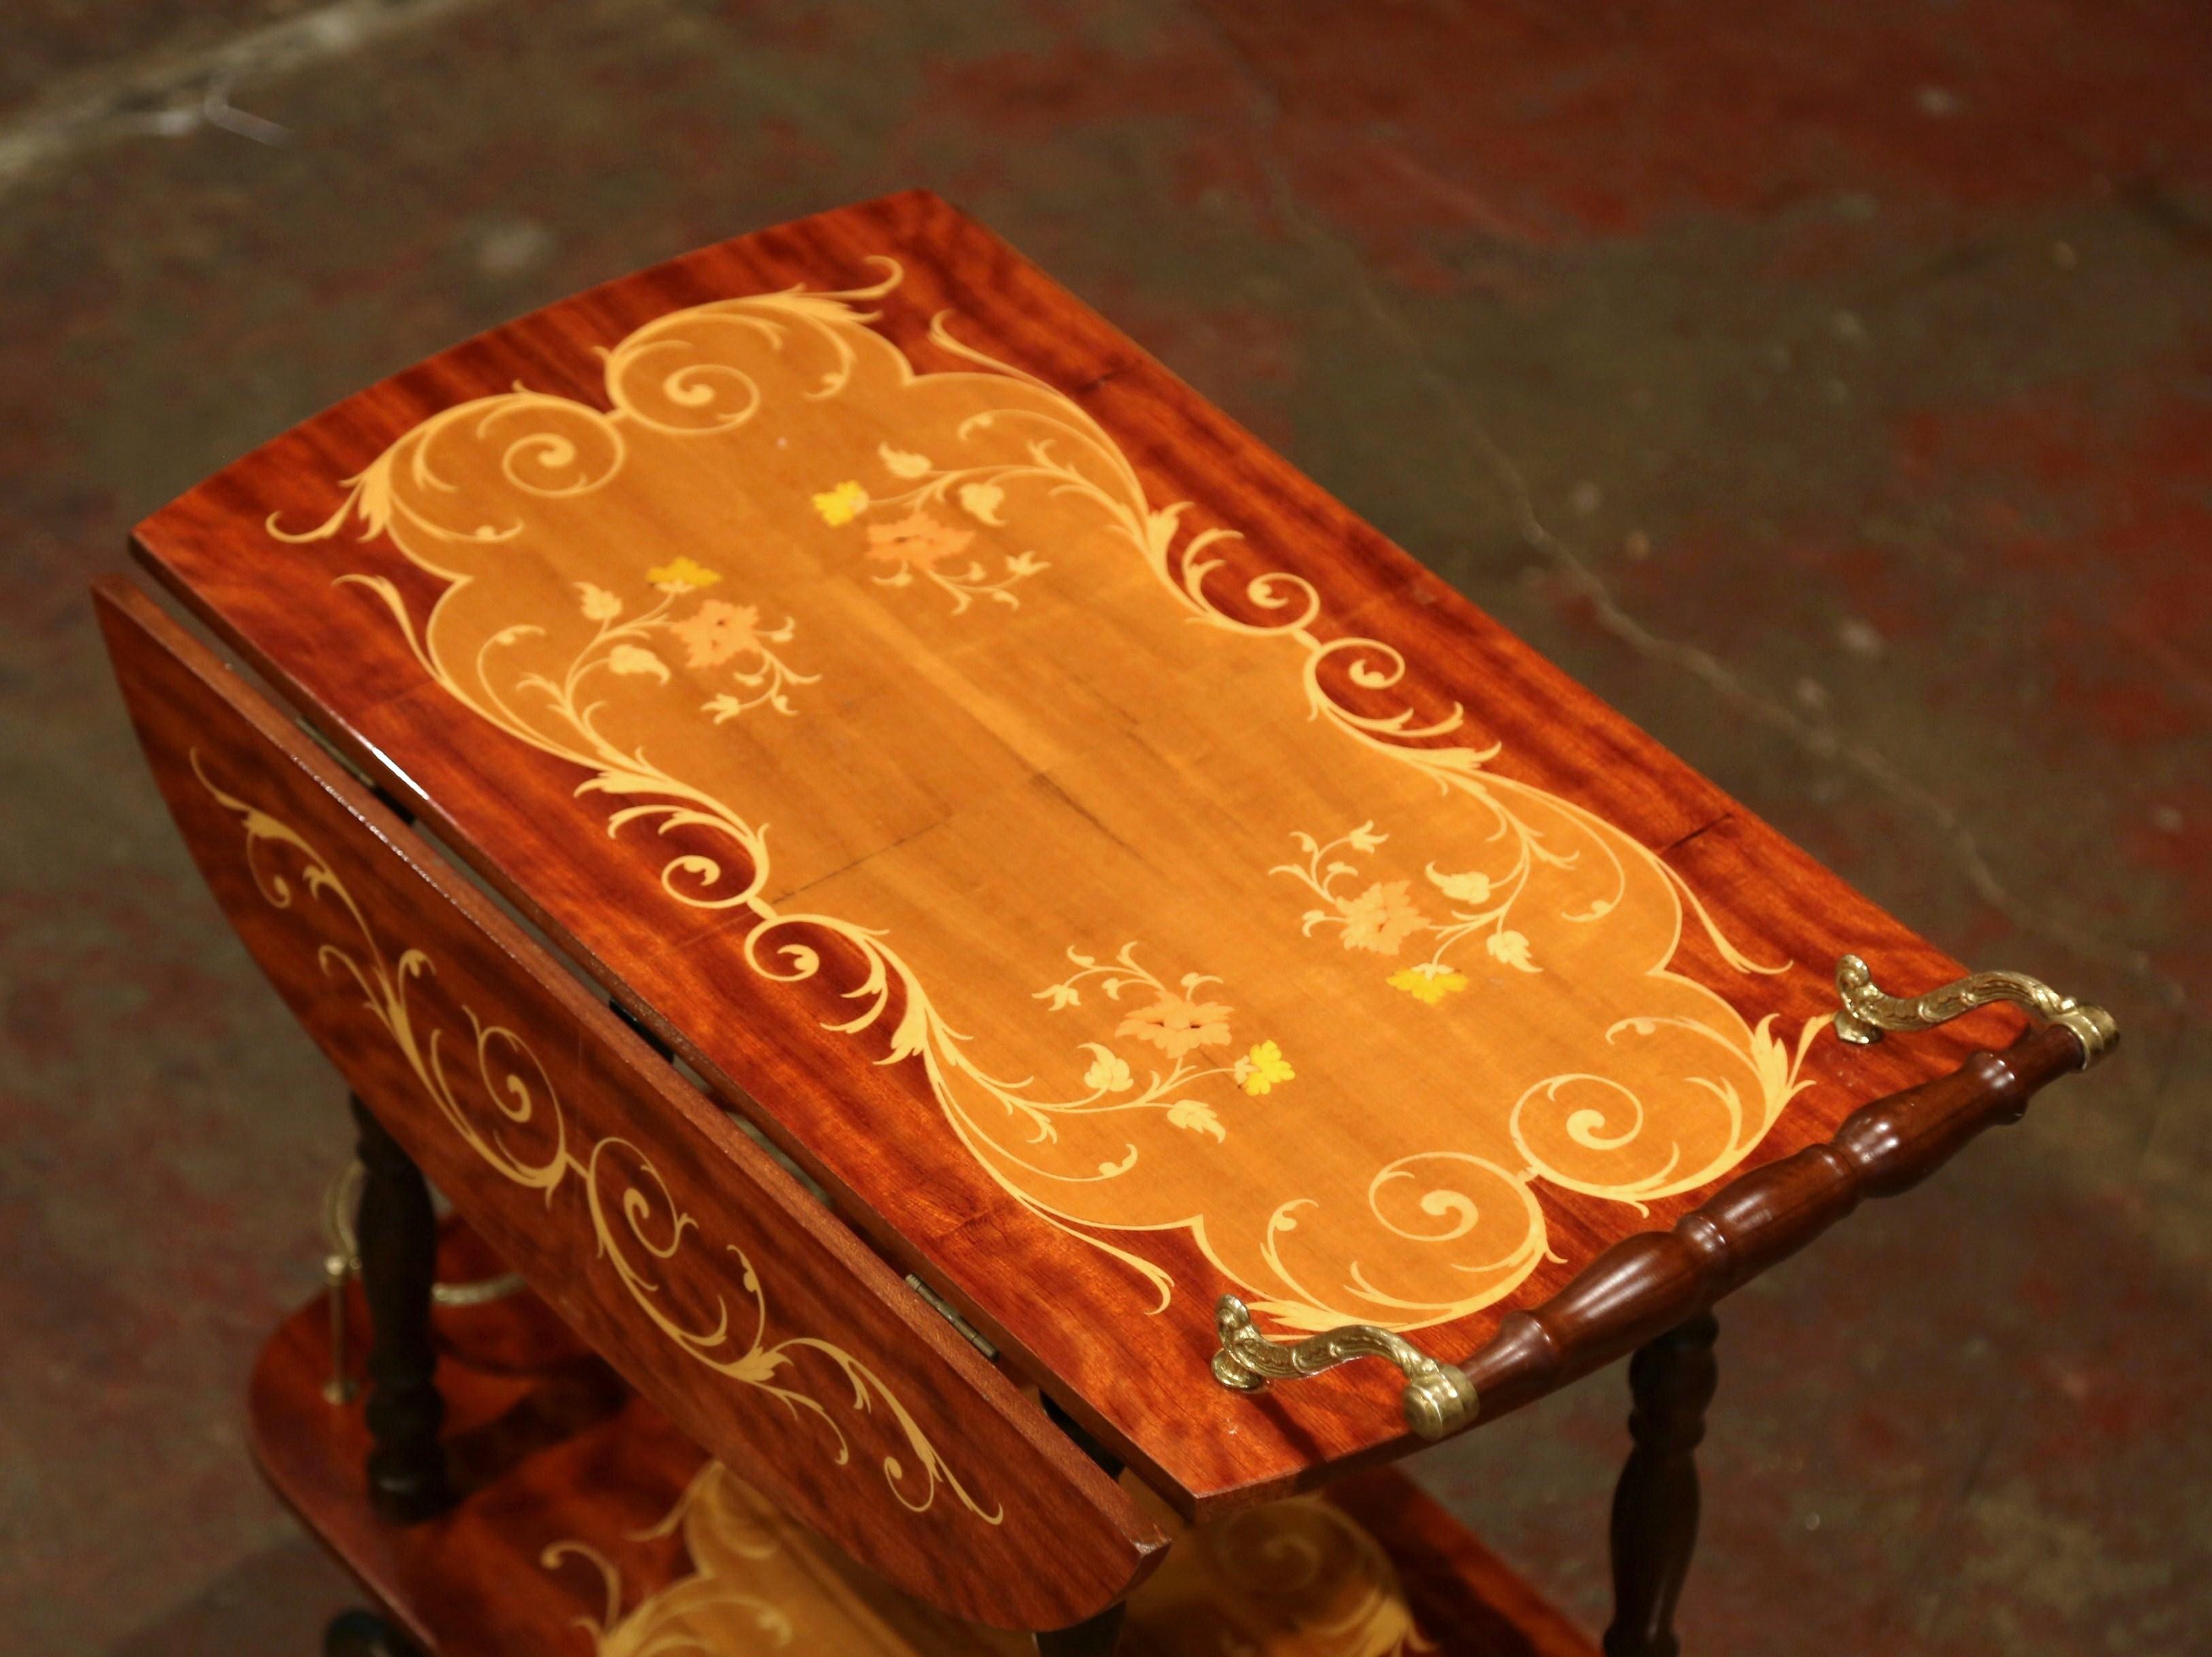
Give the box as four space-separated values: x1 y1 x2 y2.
1212 1297 1478 1440
1210 957 2117 1435
1832 954 2118 1067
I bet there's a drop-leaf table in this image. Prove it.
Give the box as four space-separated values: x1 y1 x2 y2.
98 192 2116 1655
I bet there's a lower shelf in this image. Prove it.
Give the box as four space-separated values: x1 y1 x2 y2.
251 1229 1598 1656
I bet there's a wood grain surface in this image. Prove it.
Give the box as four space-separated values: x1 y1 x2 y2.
128 191 2021 1512
97 578 1162 1630
253 1245 1597 1656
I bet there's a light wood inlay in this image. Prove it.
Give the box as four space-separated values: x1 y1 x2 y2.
133 192 1998 1513
95 578 1162 1629
551 1460 1455 1657
266 264 1824 1338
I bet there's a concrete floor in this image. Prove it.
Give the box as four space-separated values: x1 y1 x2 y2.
2 1 2207 1652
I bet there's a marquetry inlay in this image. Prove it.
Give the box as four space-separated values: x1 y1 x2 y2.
197 752 1000 1523
547 1460 1434 1657
277 263 1828 1335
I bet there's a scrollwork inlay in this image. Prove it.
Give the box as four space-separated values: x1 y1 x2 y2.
270 261 1830 1337
196 752 999 1525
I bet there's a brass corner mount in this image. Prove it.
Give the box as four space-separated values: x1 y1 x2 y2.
1832 955 2118 1069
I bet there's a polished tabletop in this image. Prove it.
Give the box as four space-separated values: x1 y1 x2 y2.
132 191 1997 1515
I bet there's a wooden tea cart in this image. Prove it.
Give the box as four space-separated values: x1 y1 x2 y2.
98 192 2116 1656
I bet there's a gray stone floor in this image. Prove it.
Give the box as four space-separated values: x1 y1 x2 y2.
1 2 2206 1652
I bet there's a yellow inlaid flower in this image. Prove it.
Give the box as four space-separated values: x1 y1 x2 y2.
812 479 870 526
1387 964 1470 1005
646 556 722 594
1238 1040 1295 1096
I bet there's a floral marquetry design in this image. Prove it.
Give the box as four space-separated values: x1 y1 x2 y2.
1021 944 1291 1159
273 260 1832 1337
1276 821 1552 982
814 446 1054 612
551 576 818 725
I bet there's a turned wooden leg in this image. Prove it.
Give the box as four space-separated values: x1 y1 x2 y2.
1603 1310 1719 1657
350 1093 452 1523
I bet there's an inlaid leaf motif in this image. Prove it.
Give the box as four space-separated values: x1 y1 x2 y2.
1427 866 1492 904
1166 1099 1225 1141
607 644 669 682
878 442 932 478
1486 930 1537 973
958 481 1007 523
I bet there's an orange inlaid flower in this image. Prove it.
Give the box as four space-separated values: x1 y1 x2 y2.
670 599 765 668
1336 880 1426 955
1116 993 1233 1059
866 511 976 572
